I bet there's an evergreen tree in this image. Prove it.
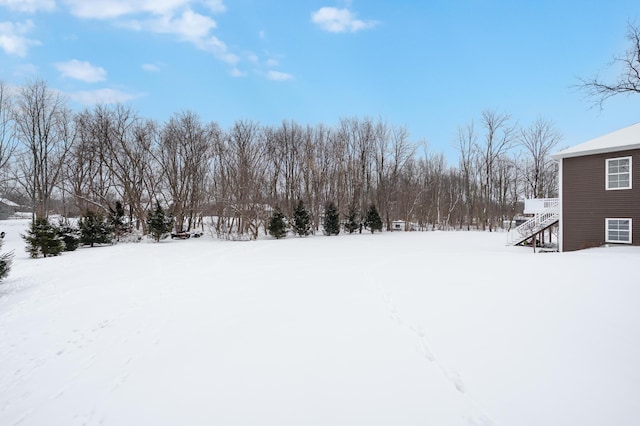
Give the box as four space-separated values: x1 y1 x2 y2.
58 219 80 251
268 207 287 239
23 218 64 258
0 236 13 282
146 202 174 242
344 205 360 234
364 204 383 233
79 210 114 247
109 201 127 241
323 202 340 236
292 200 311 237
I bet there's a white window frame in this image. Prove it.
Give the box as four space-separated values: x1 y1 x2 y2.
605 218 632 244
605 156 632 190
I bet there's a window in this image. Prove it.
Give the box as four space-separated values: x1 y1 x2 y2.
606 156 632 190
606 218 632 244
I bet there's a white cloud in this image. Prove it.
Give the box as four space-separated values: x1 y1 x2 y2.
203 0 225 13
63 0 135 19
68 88 142 105
142 9 217 40
194 34 238 65
267 70 293 81
60 1 238 70
55 59 107 82
0 0 55 13
141 63 161 72
62 0 225 19
229 67 246 77
62 0 190 19
0 20 40 57
311 7 377 33
123 9 238 65
265 58 278 67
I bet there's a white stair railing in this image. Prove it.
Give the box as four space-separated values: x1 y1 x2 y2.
507 199 559 246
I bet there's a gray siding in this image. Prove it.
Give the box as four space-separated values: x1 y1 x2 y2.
562 149 640 252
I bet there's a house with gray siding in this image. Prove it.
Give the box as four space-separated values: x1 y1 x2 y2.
0 198 19 220
552 123 640 252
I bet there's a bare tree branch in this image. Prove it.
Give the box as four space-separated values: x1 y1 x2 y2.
578 22 640 108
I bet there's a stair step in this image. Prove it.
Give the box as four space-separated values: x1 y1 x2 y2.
507 200 559 246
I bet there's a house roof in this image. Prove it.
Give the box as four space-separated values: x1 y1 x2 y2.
0 198 19 207
552 122 640 160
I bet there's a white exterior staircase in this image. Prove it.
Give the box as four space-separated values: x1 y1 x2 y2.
507 198 559 246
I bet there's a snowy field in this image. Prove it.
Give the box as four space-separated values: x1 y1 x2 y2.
0 219 638 426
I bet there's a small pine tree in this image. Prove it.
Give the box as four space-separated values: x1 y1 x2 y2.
292 200 311 237
58 219 80 251
364 204 383 233
0 236 14 282
79 210 114 247
146 202 174 242
109 201 127 241
344 205 360 234
323 202 340 236
268 207 287 239
23 218 64 258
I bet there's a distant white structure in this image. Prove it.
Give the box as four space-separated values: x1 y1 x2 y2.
391 220 417 231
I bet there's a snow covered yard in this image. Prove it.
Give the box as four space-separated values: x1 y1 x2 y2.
0 219 638 426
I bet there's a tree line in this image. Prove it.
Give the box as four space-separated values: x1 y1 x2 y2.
0 79 561 241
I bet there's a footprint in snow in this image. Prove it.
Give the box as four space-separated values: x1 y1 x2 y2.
418 338 435 362
445 369 466 394
389 308 403 325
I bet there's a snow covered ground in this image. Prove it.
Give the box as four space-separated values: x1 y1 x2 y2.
0 219 638 426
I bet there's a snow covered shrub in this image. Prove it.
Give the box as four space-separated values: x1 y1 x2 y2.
23 218 64 258
268 207 287 239
57 219 80 251
79 210 114 247
147 202 174 242
323 202 340 236
292 200 311 237
0 235 13 281
344 206 360 234
109 201 129 242
364 204 383 233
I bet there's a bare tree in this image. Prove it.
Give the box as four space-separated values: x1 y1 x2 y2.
437 166 462 230
157 111 213 233
64 108 117 214
0 82 17 176
476 110 516 231
374 123 414 229
0 82 18 202
520 118 561 198
92 104 157 232
13 79 74 219
299 124 332 230
272 120 303 208
339 117 377 217
457 122 479 230
579 23 640 107
212 120 267 239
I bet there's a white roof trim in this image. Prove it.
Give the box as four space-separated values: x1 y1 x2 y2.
552 122 640 160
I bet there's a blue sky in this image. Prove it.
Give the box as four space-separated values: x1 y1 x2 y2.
1 0 639 161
